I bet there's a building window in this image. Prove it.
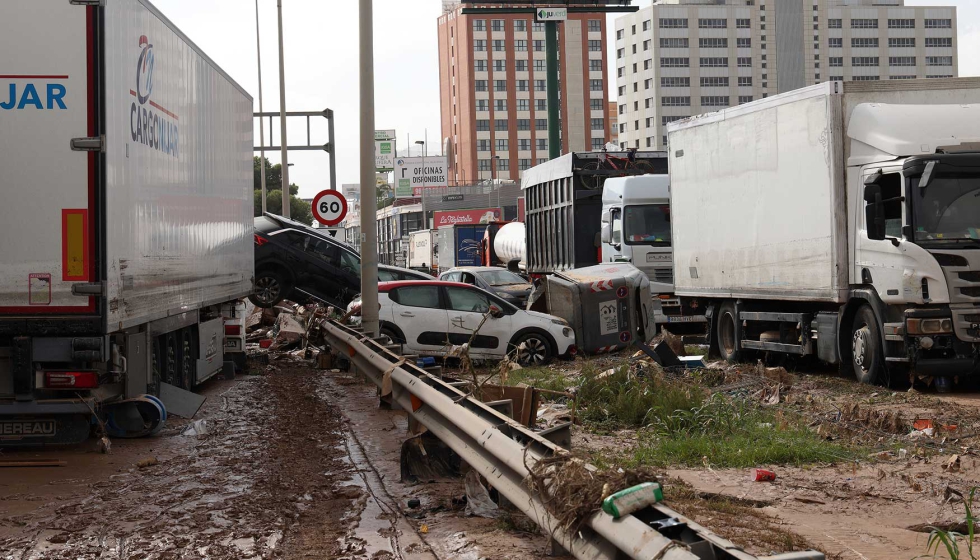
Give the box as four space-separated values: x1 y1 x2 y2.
642 19 651 31
699 38 728 49
644 59 652 70
477 139 490 152
591 118 604 131
616 29 624 40
494 80 507 92
925 38 953 48
618 86 625 96
619 123 626 133
853 75 880 81
476 100 489 112
475 80 488 92
700 77 729 87
536 139 547 151
590 59 602 71
475 60 487 72
661 96 691 107
659 18 688 29
516 79 528 92
495 139 508 151
644 78 652 89
828 19 842 29
518 138 531 151
589 79 603 92
535 119 547 130
736 18 751 29
890 75 917 80
473 20 486 32
496 159 509 171
492 40 505 52
927 74 954 79
643 39 651 51
518 158 531 171
851 19 878 29
515 20 527 32
828 38 842 48
660 77 690 88
589 40 602 52
534 40 546 52
927 56 954 66
661 115 686 126
700 57 729 68
660 38 689 48
737 38 751 48
698 18 727 29
660 57 690 68
534 60 545 72
851 57 879 67
618 104 625 115
535 79 547 92
478 159 492 172
490 19 504 31
535 99 546 111
737 57 752 67
830 75 844 81
738 95 753 104
632 24 636 35
738 76 752 87
588 19 601 32
889 57 916 67
592 138 604 150
829 57 843 67
701 96 730 107
495 119 508 131
851 38 879 48
517 99 530 111
515 40 527 52
533 22 544 32
494 99 507 111
474 39 486 52
617 48 625 59
517 119 530 131
493 60 506 72
888 19 915 29
925 19 952 29
476 119 490 132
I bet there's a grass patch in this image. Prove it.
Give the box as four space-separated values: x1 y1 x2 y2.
504 366 575 394
575 366 857 468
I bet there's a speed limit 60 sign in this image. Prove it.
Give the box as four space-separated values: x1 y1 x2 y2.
311 190 348 226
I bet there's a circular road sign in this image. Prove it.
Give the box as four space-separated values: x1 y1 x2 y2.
311 190 348 227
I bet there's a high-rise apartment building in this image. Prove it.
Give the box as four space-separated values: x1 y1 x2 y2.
437 4 610 184
615 0 958 150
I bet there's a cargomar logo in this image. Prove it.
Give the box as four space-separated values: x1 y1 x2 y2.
130 35 179 158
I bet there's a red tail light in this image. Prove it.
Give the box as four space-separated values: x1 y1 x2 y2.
45 371 99 389
254 234 269 246
225 324 242 336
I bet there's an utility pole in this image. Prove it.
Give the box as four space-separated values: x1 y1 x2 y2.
359 0 380 337
255 0 268 214
276 0 290 218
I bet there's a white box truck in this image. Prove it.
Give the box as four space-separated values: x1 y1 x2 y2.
408 229 437 274
0 0 254 444
668 79 980 386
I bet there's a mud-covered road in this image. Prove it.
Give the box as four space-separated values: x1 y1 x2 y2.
0 357 549 559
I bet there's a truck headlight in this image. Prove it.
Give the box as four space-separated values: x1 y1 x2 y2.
906 318 953 335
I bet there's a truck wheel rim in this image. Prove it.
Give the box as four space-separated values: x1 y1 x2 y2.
852 326 871 372
255 276 281 304
520 338 547 365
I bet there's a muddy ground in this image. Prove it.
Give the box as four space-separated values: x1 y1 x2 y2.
0 355 550 560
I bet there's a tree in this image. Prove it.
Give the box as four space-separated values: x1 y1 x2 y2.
253 156 312 226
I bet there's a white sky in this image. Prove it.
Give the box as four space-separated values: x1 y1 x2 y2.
153 0 979 198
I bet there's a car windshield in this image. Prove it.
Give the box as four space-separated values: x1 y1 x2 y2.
477 269 527 286
623 204 671 245
910 169 980 243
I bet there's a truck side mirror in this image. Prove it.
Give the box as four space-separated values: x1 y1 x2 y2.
863 184 886 241
600 224 612 244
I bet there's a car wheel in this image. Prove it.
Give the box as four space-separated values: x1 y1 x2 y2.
512 332 554 366
380 326 405 345
716 301 741 363
250 270 288 308
850 305 884 385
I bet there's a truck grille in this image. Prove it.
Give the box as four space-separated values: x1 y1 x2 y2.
959 272 980 283
653 268 673 284
962 287 980 298
965 314 980 323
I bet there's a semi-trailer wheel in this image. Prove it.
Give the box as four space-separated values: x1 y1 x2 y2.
850 305 884 385
716 301 741 363
179 328 195 390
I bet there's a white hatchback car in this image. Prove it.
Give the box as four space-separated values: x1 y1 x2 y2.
371 281 576 366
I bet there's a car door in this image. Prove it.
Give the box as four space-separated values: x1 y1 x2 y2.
303 238 361 306
444 285 512 359
389 285 450 355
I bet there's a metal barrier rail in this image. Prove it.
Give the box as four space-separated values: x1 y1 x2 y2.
319 319 824 560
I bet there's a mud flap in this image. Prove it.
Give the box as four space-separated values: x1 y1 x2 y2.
104 395 166 438
158 382 206 418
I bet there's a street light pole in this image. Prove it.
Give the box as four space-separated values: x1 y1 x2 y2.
255 0 268 214
276 0 291 219
359 0 380 337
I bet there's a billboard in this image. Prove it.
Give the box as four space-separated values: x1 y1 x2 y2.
394 156 449 198
375 139 395 172
341 183 360 201
434 208 501 227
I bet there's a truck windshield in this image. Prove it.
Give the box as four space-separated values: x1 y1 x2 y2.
909 169 980 244
624 205 671 246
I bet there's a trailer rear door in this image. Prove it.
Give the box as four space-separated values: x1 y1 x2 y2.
0 1 98 315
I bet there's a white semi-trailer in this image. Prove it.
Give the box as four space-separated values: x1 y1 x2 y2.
0 0 254 444
668 79 980 387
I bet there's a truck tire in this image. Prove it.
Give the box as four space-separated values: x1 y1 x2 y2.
850 305 884 385
250 270 288 308
716 301 741 363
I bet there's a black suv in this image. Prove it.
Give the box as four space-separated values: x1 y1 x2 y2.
251 214 362 308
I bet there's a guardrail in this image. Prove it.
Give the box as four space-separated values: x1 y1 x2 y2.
317 319 824 560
